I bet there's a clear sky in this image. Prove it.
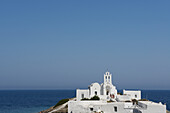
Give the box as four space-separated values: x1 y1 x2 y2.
0 0 170 90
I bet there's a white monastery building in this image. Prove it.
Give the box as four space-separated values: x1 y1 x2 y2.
68 71 166 113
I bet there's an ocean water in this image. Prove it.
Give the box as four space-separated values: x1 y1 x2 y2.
0 90 75 113
0 90 169 113
142 90 170 110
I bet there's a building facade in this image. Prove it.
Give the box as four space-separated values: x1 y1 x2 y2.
76 72 139 101
69 71 166 113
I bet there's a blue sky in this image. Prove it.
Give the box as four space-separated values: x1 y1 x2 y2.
0 0 170 90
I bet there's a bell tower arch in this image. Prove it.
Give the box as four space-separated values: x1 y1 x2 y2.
103 71 117 99
104 71 112 84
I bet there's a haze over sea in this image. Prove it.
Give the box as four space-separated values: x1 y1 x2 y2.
0 90 169 113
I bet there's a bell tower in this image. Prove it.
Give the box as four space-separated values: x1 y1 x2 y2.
104 71 112 84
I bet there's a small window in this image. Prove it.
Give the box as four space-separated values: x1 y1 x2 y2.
90 108 93 111
81 94 84 99
107 91 109 95
135 95 137 98
95 91 97 95
114 106 117 112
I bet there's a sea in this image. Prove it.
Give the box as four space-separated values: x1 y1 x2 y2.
0 90 169 113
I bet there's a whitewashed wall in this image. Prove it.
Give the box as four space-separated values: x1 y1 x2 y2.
68 101 131 113
76 89 89 101
123 90 141 100
134 101 166 113
89 82 101 98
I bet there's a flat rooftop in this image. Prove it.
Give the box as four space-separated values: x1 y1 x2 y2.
139 101 164 105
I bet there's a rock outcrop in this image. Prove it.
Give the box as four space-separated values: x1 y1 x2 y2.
40 98 75 113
